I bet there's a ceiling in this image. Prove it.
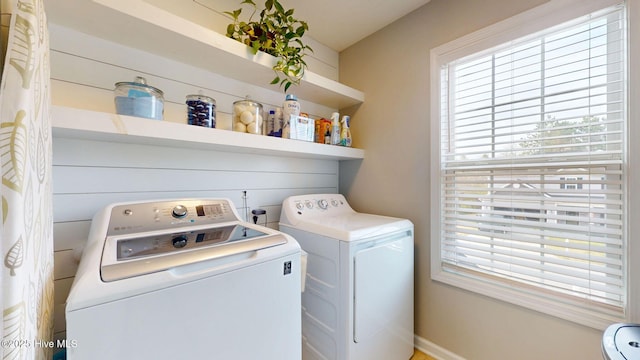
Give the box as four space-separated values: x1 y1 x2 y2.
276 0 431 51
196 0 431 52
47 0 431 53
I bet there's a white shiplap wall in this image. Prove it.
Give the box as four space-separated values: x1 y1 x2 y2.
143 0 340 81
49 20 343 341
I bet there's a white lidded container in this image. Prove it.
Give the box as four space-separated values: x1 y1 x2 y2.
114 76 164 120
232 99 263 135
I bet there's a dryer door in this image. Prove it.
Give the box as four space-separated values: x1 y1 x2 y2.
353 230 413 343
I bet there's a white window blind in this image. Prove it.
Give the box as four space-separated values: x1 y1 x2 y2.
437 3 627 323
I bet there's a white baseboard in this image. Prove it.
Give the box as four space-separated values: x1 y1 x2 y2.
414 335 466 360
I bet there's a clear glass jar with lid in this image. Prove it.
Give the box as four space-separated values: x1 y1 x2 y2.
114 76 164 120
232 99 263 135
186 93 216 128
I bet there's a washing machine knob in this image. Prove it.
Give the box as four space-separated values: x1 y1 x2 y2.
172 205 188 218
318 199 329 209
172 235 188 248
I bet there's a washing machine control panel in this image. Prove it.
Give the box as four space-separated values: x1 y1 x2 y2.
105 199 240 236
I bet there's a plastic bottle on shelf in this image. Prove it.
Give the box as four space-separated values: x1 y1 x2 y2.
330 112 341 145
265 109 276 136
282 94 300 139
340 115 352 147
274 107 284 137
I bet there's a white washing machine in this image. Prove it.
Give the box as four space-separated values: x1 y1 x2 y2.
279 194 414 360
66 198 301 360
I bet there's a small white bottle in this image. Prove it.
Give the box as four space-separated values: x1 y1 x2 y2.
274 107 284 137
265 109 276 136
330 112 341 145
340 115 352 147
282 94 300 139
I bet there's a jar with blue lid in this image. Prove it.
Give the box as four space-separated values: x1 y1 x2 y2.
186 93 216 128
114 76 164 120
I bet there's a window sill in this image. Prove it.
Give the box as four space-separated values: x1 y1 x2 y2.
431 268 626 330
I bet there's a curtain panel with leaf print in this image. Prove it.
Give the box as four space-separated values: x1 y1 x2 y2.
0 0 54 359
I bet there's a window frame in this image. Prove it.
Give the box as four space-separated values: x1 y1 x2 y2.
429 0 638 329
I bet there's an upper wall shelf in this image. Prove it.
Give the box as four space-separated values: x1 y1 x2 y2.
47 0 365 109
51 106 365 161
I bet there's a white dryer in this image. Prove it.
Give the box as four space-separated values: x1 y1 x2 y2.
279 194 414 360
66 198 301 360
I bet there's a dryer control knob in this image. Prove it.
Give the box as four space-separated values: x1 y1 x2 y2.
172 205 188 218
318 199 329 209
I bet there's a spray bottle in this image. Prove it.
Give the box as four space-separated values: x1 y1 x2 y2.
340 115 352 147
330 112 341 145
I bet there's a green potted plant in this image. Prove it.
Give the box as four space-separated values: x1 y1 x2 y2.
225 0 313 92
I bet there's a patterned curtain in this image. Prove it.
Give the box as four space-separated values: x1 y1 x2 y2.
0 0 54 359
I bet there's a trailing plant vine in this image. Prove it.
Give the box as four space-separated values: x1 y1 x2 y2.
225 0 313 92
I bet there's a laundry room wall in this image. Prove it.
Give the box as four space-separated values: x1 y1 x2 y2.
141 0 340 81
48 20 344 342
338 0 638 359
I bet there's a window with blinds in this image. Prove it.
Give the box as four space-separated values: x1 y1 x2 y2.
435 3 627 324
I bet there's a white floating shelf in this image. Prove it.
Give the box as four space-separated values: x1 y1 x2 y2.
52 106 365 161
47 0 364 109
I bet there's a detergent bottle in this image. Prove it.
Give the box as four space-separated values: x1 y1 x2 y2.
330 112 341 145
340 115 352 147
